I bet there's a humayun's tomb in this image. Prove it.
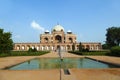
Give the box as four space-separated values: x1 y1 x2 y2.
13 24 102 51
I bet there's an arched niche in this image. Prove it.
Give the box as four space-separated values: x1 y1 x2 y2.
44 37 49 43
55 35 62 43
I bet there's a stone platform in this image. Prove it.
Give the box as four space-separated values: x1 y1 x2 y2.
0 52 120 80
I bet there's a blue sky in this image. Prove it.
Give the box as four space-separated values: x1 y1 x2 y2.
0 0 120 44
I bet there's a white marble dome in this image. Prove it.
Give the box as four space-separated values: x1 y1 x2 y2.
52 24 64 31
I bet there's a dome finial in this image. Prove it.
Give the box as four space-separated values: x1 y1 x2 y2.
57 22 59 25
52 24 64 32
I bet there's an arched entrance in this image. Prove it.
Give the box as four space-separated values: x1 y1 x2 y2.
55 35 62 43
27 45 30 50
69 37 73 43
86 45 90 50
67 45 70 50
21 45 25 50
16 45 20 50
57 45 60 50
44 37 48 43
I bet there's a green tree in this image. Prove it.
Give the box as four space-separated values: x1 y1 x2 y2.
0 29 13 53
72 43 75 51
79 42 82 52
102 44 109 49
106 27 120 48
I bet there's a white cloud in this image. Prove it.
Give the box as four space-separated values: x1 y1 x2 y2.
31 21 45 31
14 35 21 38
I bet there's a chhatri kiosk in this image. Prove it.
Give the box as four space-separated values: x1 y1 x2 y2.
14 24 102 51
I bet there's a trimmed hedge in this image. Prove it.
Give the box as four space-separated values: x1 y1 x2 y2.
0 53 9 57
68 51 82 55
28 48 37 52
82 51 108 55
0 51 50 57
68 51 109 56
109 46 120 57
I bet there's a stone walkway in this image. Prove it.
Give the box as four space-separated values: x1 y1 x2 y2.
0 52 120 80
86 56 120 66
38 52 83 58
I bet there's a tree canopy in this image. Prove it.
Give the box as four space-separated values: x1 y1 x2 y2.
106 27 120 48
0 29 13 53
79 42 82 52
72 43 75 51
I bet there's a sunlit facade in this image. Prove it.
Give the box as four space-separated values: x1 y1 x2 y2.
14 24 102 51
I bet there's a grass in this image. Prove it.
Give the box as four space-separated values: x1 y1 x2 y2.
0 51 50 57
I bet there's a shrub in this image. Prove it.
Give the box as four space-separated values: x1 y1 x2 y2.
68 51 82 55
110 46 120 57
28 48 37 52
82 48 89 52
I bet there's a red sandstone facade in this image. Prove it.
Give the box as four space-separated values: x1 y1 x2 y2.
13 24 102 51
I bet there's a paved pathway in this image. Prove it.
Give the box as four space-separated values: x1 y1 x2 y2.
38 52 83 58
0 52 120 80
86 56 120 66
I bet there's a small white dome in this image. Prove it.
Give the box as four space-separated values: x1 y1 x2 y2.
67 30 72 32
52 24 64 31
45 30 49 32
